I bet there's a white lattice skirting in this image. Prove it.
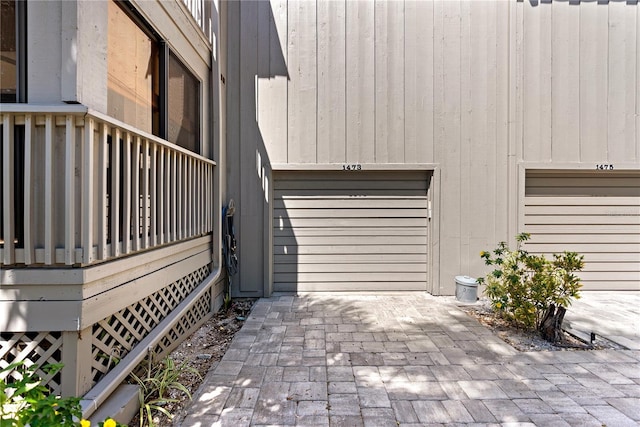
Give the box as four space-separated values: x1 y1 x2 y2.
0 264 212 394
0 331 64 394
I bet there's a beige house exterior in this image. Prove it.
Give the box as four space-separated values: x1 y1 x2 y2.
1 0 639 419
226 0 640 297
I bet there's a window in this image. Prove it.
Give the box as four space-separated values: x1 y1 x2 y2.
0 0 26 250
168 52 200 153
0 0 25 103
107 0 201 153
107 0 159 135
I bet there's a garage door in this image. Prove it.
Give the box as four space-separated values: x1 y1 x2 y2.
273 171 430 292
524 170 640 291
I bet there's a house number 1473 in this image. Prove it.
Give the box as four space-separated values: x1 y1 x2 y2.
342 164 362 171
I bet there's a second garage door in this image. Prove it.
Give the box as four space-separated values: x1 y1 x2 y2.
524 170 640 291
273 171 430 292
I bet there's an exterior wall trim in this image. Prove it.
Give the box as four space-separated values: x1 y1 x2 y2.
429 167 441 295
517 164 527 242
270 163 438 171
264 167 274 297
0 236 211 288
0 238 213 331
519 162 640 171
266 167 439 297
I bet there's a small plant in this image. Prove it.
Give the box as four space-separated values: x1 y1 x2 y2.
477 233 584 342
223 291 232 311
130 355 200 427
0 362 123 427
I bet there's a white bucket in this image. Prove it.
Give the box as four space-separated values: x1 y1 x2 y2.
455 275 478 303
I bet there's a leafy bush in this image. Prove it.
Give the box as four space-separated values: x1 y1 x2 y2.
1 356 197 427
0 362 123 427
477 233 584 332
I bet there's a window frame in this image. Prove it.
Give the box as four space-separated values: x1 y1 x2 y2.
111 0 202 154
16 0 26 102
166 49 202 154
1 0 27 102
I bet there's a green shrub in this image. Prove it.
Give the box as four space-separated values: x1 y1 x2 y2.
477 233 584 331
130 356 200 427
0 362 124 427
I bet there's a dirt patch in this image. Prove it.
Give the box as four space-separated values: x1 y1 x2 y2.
128 299 255 427
459 298 622 352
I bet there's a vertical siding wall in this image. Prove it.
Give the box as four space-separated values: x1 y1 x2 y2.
227 0 510 295
227 0 640 295
520 0 640 164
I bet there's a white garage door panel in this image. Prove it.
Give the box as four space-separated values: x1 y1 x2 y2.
273 171 429 292
274 244 427 255
526 196 639 206
274 272 428 283
580 253 640 263
524 234 640 244
526 243 640 254
525 205 640 216
278 217 428 228
275 282 425 292
275 235 427 246
580 262 640 272
529 215 640 225
275 198 428 209
274 253 428 264
274 208 428 218
525 224 636 234
275 179 427 191
274 227 427 237
275 263 427 273
525 171 640 291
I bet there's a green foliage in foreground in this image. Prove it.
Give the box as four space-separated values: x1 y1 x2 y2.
0 362 124 427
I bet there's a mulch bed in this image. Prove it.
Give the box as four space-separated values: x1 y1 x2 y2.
129 299 256 427
459 299 621 352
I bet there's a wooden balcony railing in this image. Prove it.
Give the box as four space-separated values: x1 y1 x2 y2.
0 105 215 267
181 0 213 44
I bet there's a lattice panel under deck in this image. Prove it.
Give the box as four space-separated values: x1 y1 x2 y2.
155 289 212 359
91 265 210 383
0 332 63 395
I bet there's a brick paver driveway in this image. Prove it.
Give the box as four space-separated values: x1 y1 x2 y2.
180 294 640 426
